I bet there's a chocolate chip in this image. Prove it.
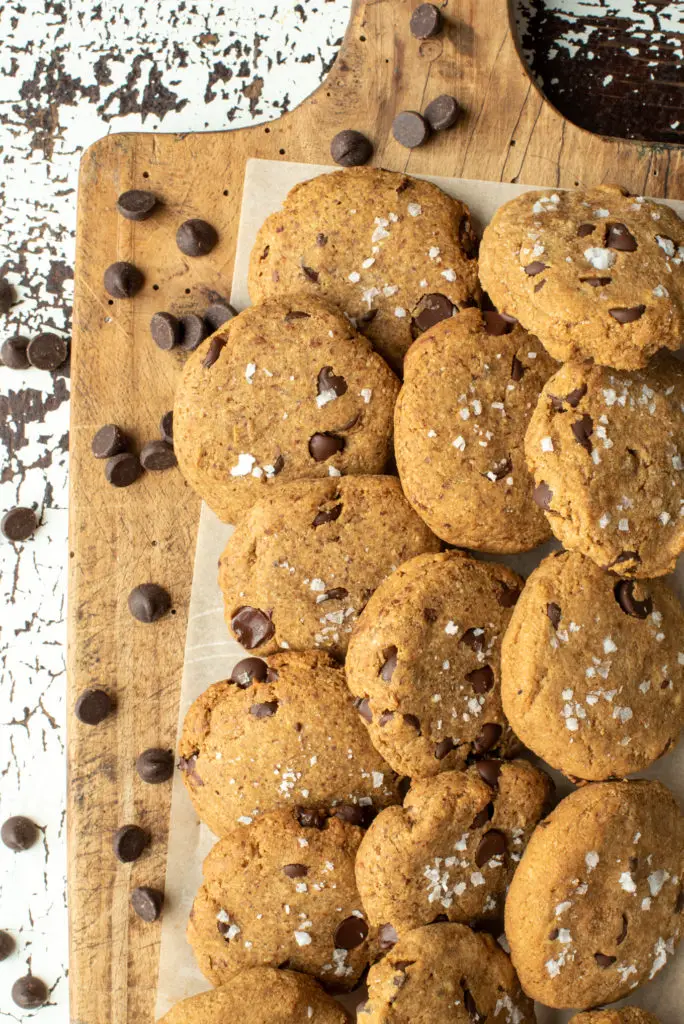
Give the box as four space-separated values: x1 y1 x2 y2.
75 688 113 726
104 261 144 299
272 453 285 476
476 760 503 788
330 129 373 167
616 913 628 945
466 666 494 693
113 824 149 863
128 583 171 623
434 737 454 760
0 931 15 961
202 336 226 370
594 953 616 968
460 627 485 652
309 432 345 461
606 222 637 251
475 829 506 867
334 916 369 950
577 223 595 237
424 94 460 131
354 698 373 723
533 481 553 510
565 385 587 408
312 503 342 528
1 816 38 852
231 606 275 648
497 583 520 608
116 189 158 221
410 2 442 38
321 587 349 602
380 646 398 681
178 753 203 786
392 110 430 149
378 710 395 726
0 278 14 314
250 699 279 720
27 332 68 371
283 863 308 878
160 411 174 444
317 366 348 398
359 308 378 325
411 293 456 336
483 311 515 336
534 279 546 293
1 335 30 369
610 550 641 570
302 265 319 283
571 414 593 454
105 452 143 487
11 976 48 1009
378 923 399 949
131 886 164 922
470 803 495 829
403 713 421 734
580 276 612 288
510 354 525 381
614 580 652 619
473 723 502 754
91 424 127 459
609 305 646 324
204 302 236 331
140 440 177 471
231 657 269 687
176 219 218 257
150 312 181 351
1 507 38 542
179 313 208 351
316 234 328 247
136 748 174 784
295 807 327 830
486 456 512 482
217 919 232 938
546 602 562 629
524 261 547 276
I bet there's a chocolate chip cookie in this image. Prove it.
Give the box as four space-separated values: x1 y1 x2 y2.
188 809 371 990
219 477 440 660
394 307 557 551
345 550 523 777
248 168 479 372
570 1011 661 1024
359 922 535 1023
505 779 683 1009
479 185 684 369
179 650 401 836
502 550 684 780
524 354 684 578
174 294 400 524
355 760 552 938
158 968 350 1024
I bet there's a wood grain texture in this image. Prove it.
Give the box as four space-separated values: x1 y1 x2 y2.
68 1 684 1021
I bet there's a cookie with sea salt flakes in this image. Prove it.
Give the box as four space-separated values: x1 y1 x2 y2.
178 650 401 836
501 550 684 781
570 1011 661 1024
359 922 535 1024
188 810 372 991
355 760 552 939
505 779 684 1010
479 184 684 369
157 969 351 1024
394 307 558 551
248 167 480 372
524 354 684 578
174 294 400 524
345 550 524 778
218 476 440 660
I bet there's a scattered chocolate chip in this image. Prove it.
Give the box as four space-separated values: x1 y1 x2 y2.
332 804 366 828
334 916 369 950
524 261 547 276
312 503 342 528
104 261 144 299
571 413 593 453
317 365 348 398
1 507 38 542
380 646 398 681
460 627 486 652
231 657 269 687
136 748 174 784
392 110 430 149
434 737 454 760
565 385 587 408
473 723 502 755
75 688 113 726
176 219 218 257
609 305 646 324
610 550 641 569
295 807 327 830
1 816 38 852
411 293 456 336
1 335 29 369
546 602 562 629
116 189 158 221
359 308 378 325
309 432 345 461
616 913 628 945
475 829 506 867
131 886 164 922
483 311 515 336
354 698 373 723
316 234 328 247
321 587 349 602
466 666 494 693
497 583 520 608
250 700 279 719
533 481 553 510
272 453 285 475
179 313 208 352
510 354 525 381
128 583 171 623
577 223 595 238
11 976 48 1010
378 923 399 949
330 129 373 167
140 440 177 471
113 824 149 863
27 332 68 371
470 803 495 829
534 279 546 293
614 580 652 619
283 863 308 878
283 312 311 325
91 424 127 459
0 278 14 314
378 710 395 726
231 606 275 648
424 94 460 131
606 222 637 251
402 713 421 734
204 302 236 331
594 953 616 968
160 411 174 444
0 931 15 960
302 265 319 283
580 276 612 288
476 760 503 788
150 312 181 351
410 2 442 38
178 753 203 786
486 456 512 482
105 452 143 488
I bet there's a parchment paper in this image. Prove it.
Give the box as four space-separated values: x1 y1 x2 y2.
155 160 684 1022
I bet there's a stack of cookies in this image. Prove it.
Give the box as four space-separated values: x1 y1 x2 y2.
161 169 684 1023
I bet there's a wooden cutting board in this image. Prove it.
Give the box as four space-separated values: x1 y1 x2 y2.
68 2 684 1021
